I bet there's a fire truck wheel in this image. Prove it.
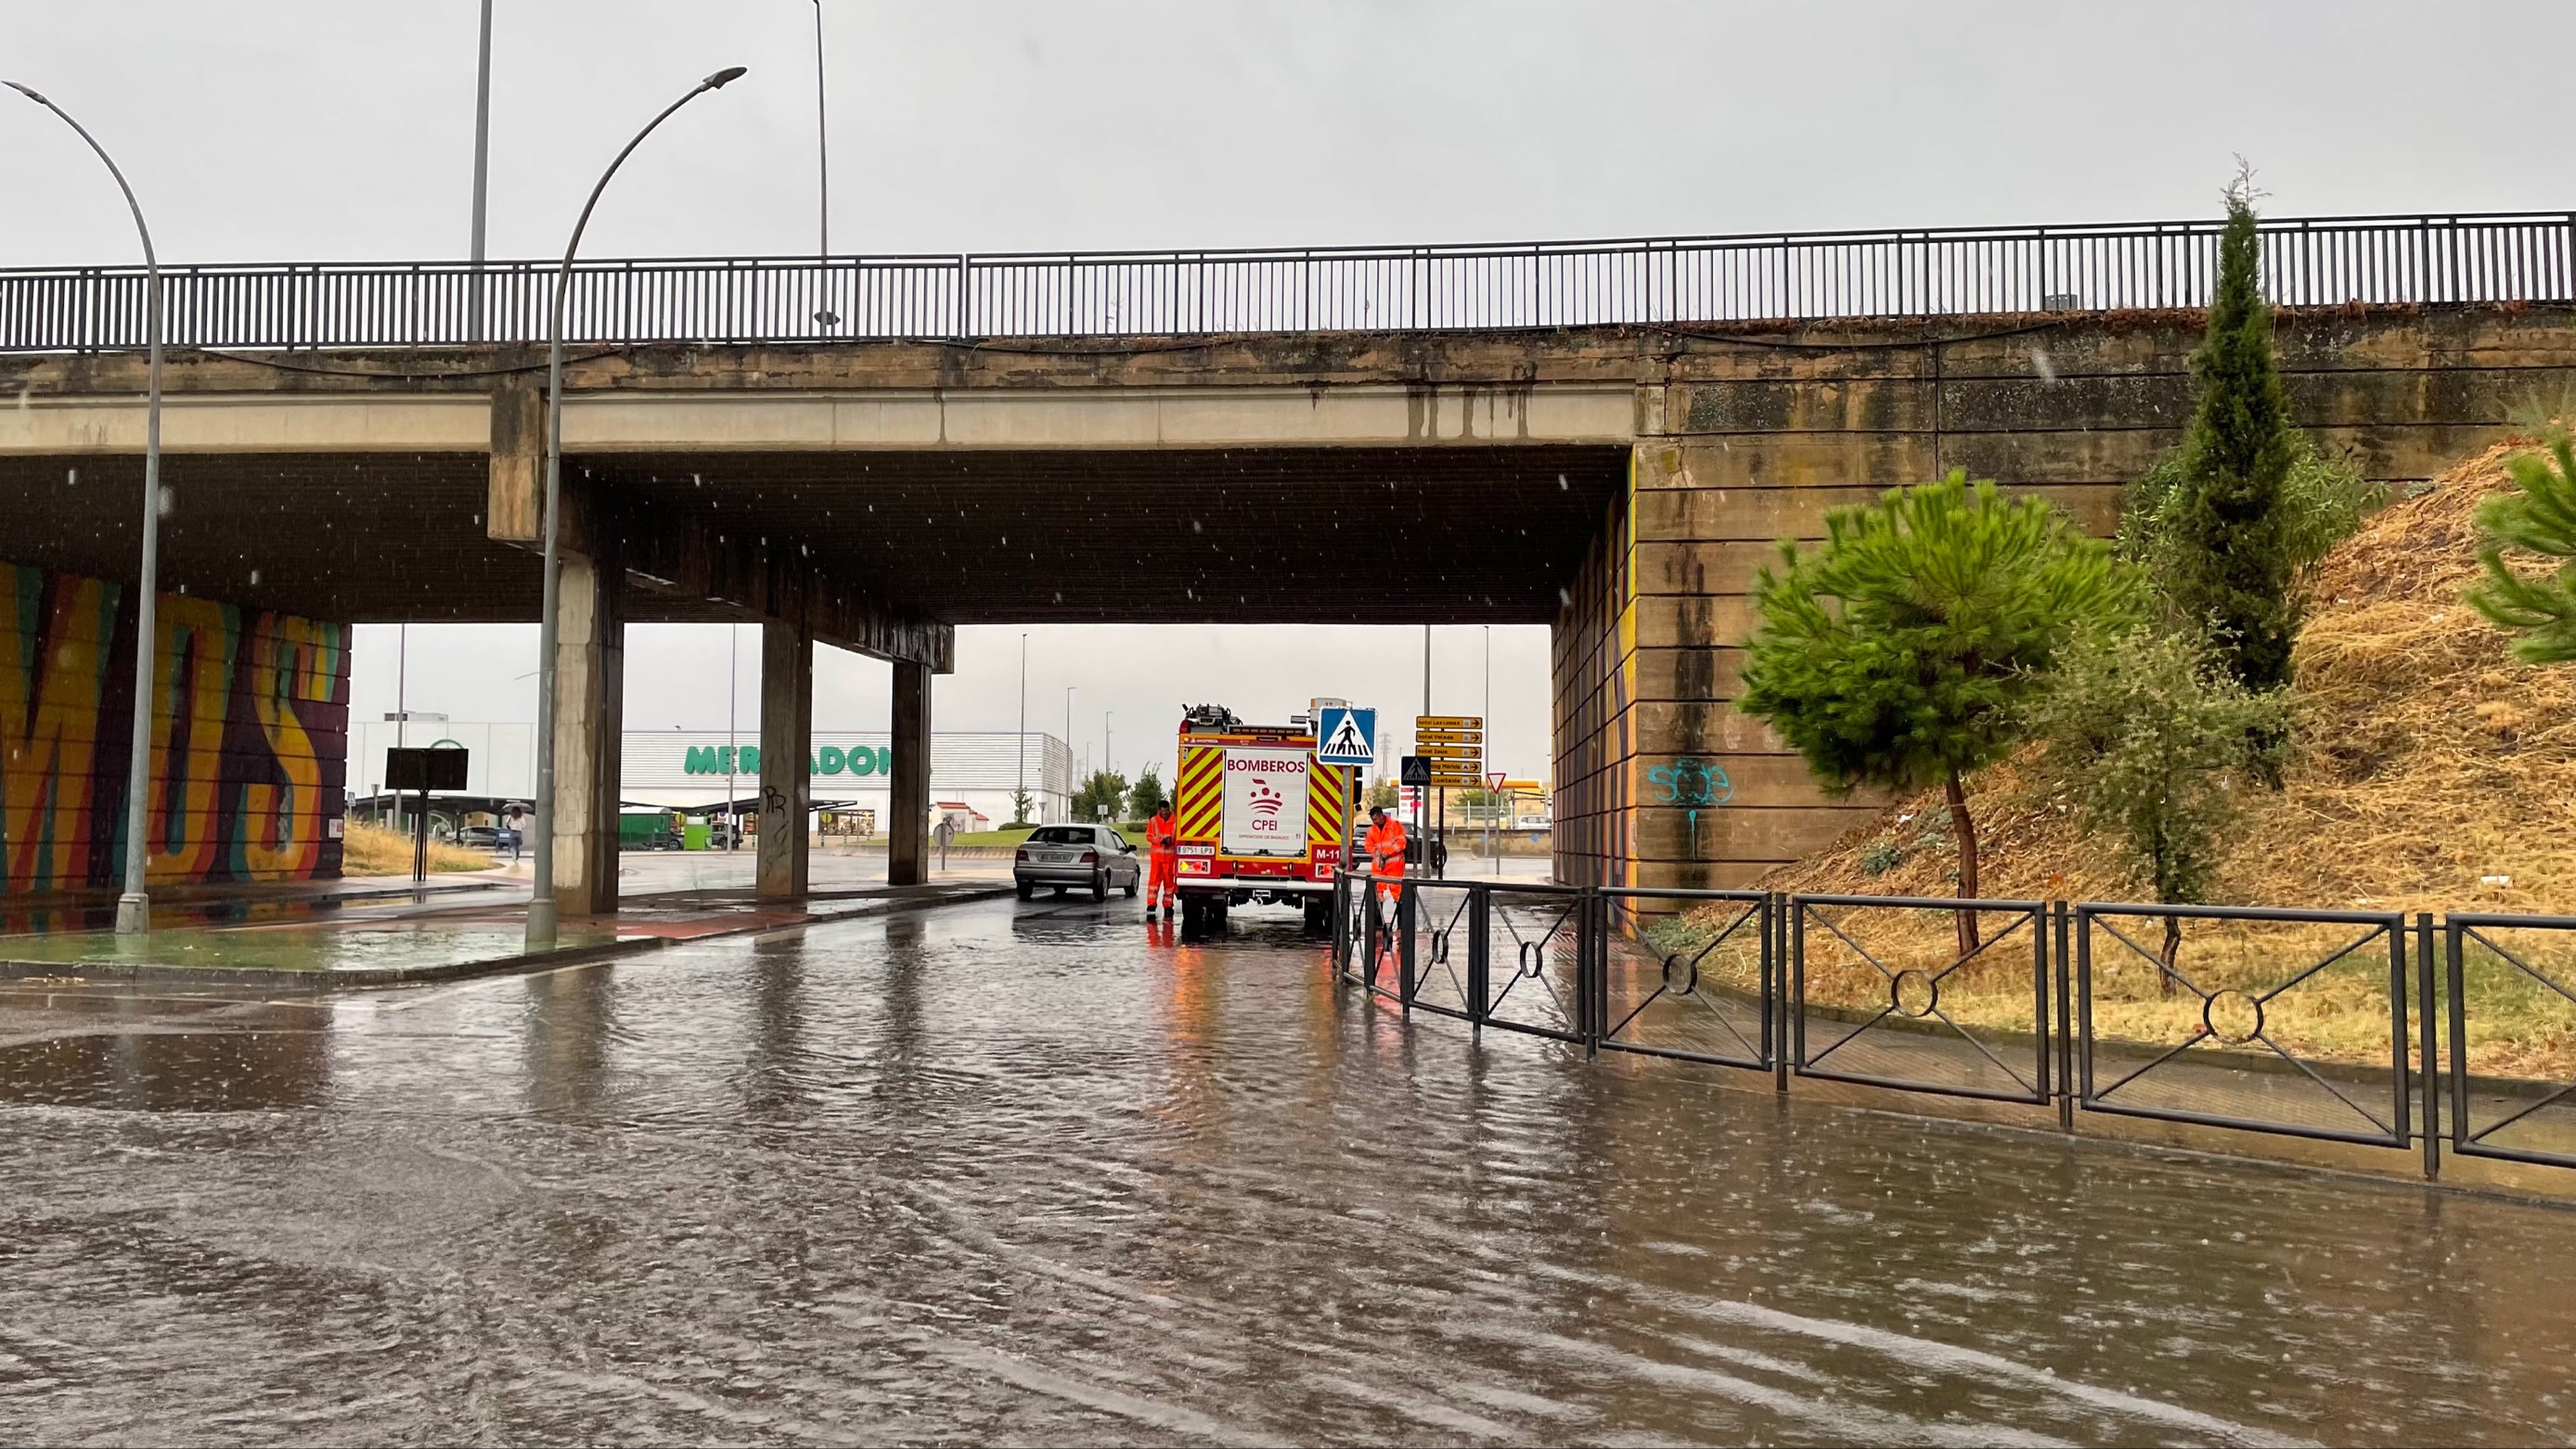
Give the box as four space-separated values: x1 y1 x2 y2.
1303 897 1331 935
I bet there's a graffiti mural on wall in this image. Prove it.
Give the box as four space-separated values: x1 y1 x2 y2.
2 561 349 893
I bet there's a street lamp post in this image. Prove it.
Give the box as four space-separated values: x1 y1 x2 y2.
467 0 493 340
8 82 165 935
808 0 838 329
526 65 748 952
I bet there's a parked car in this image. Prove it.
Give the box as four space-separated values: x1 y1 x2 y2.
1013 825 1141 903
454 825 501 850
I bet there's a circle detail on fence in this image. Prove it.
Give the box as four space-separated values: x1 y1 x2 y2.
2204 989 2265 1045
1660 953 1699 996
1891 968 1938 1019
1518 941 1547 979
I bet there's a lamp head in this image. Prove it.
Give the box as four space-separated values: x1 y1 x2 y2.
704 66 749 89
4 81 48 105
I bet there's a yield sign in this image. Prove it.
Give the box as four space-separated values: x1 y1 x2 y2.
1316 706 1378 765
1487 771 1507 792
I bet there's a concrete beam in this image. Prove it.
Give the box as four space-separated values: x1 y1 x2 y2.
887 661 931 887
755 620 813 902
557 383 1637 452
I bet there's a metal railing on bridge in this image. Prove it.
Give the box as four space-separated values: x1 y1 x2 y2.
1333 875 2576 1185
6 211 2572 353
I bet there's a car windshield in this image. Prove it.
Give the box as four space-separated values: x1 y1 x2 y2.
1026 827 1090 844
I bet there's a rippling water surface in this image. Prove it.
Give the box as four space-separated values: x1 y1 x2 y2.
1 896 2569 1444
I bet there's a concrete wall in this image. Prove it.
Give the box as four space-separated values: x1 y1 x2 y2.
1557 303 2576 891
2 560 350 893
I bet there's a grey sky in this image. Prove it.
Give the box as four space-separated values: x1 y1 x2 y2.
11 1 2570 784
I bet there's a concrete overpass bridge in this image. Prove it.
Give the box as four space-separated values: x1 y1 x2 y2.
5 212 2572 911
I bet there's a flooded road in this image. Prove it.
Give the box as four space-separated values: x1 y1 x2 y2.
1 895 2569 1445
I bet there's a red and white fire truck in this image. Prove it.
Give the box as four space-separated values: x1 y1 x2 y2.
1169 703 1353 933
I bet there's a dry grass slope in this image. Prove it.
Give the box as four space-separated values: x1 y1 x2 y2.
1710 441 2576 1078
1766 439 2576 917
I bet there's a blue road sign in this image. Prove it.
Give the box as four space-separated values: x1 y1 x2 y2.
1316 706 1377 765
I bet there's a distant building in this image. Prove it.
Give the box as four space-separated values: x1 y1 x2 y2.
349 722 1073 828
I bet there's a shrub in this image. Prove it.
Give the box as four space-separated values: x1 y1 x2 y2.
2023 624 2291 979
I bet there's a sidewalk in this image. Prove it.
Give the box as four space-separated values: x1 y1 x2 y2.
0 871 514 935
0 876 1011 990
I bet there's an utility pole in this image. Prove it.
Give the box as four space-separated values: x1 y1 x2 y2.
1016 633 1027 824
1064 686 1075 821
726 622 739 849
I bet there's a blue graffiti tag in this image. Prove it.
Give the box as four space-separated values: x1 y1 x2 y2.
1647 759 1732 808
1648 759 1732 858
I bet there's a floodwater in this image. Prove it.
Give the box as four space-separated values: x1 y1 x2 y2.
1 897 2570 1445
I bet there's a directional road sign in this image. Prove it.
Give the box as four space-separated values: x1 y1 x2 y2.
1315 705 1377 766
1416 715 1481 730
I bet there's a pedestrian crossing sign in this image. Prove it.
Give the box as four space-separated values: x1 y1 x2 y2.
1316 706 1377 766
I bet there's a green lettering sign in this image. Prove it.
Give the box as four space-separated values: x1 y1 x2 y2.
679 742 889 777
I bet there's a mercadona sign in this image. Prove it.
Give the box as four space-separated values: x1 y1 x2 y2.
683 744 893 777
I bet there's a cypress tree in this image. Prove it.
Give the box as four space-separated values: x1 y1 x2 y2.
2163 182 2302 690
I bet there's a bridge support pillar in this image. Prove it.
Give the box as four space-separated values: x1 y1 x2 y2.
888 661 932 886
756 620 813 901
550 547 625 916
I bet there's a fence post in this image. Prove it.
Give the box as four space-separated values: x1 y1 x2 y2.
1787 895 1807 1079
1770 892 1788 1093
1331 872 1349 980
2418 911 2441 1180
1579 888 1601 1058
1468 882 1490 1030
1397 881 1417 1014
2055 901 2075 1133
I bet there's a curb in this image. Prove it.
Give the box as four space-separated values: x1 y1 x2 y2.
0 884 1013 992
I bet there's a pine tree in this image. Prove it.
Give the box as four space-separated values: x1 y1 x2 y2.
2159 179 2304 689
1739 471 2132 953
2467 430 2576 663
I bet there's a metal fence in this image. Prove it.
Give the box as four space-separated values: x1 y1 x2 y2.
7 211 2573 353
1332 876 2576 1182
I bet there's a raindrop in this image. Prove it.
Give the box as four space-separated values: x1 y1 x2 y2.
1559 474 1569 490
157 486 174 517
248 570 260 585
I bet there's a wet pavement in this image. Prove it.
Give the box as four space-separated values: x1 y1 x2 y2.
0 893 2570 1444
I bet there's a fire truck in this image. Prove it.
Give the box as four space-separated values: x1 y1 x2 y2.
1169 703 1353 934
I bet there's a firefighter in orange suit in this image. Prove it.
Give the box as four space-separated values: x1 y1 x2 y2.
1144 804 1180 921
1362 804 1409 984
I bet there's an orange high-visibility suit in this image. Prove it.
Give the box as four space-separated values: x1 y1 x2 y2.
1364 813 1408 905
1145 807 1179 914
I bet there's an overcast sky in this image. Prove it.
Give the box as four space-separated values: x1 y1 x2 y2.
11 1 2571 784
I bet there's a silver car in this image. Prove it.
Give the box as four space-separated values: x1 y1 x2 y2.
1013 824 1142 902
